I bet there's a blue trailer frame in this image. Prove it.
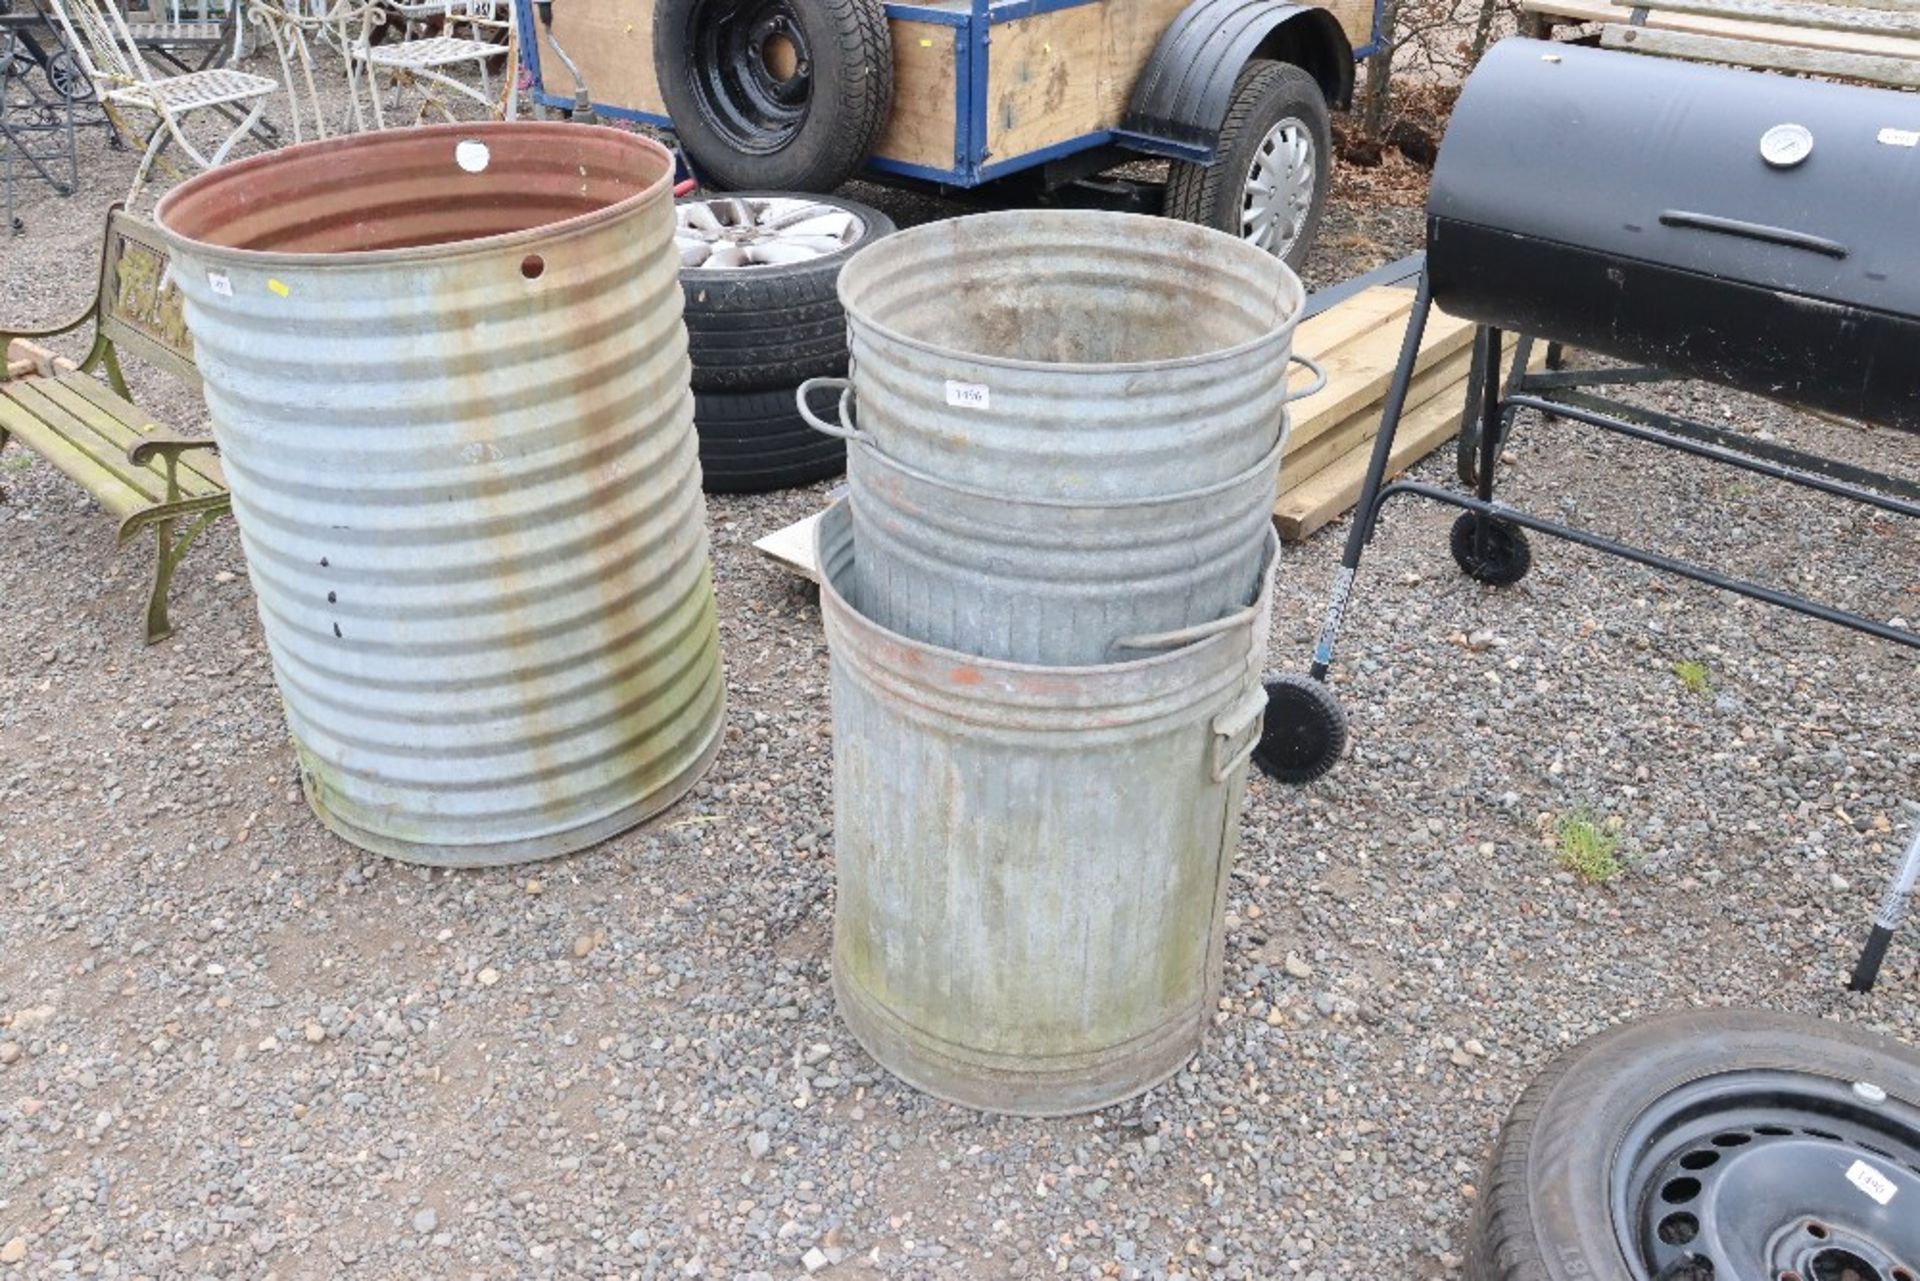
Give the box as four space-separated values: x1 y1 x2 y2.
517 0 1383 189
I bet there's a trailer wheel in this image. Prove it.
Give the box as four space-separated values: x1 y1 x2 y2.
1165 60 1330 269
1465 1008 1920 1281
655 0 892 193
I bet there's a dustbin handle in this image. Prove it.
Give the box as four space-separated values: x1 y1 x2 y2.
796 377 866 442
1283 353 1328 404
1211 686 1269 782
1110 600 1260 656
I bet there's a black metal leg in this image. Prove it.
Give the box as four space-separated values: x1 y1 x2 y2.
1472 326 1505 562
1850 823 1919 993
1308 271 1434 680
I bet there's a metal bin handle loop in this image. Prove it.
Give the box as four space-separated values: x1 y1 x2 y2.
1210 685 1269 783
1283 353 1328 405
796 376 865 441
1109 599 1261 656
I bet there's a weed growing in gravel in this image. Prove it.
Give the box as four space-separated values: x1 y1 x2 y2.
0 453 32 474
1555 809 1624 884
1671 659 1712 697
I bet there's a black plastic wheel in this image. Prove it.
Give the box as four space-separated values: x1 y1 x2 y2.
1450 511 1533 586
1251 673 1347 784
1467 1008 1920 1281
655 0 891 192
1164 60 1332 270
46 49 94 102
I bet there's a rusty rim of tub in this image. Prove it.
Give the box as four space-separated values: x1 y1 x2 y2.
154 122 676 268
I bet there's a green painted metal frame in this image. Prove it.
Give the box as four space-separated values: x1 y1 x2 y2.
0 204 228 644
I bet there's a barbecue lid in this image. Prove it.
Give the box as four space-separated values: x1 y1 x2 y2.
1429 39 1920 321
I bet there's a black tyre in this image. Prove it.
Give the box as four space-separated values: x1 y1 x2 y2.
1252 673 1347 784
694 386 846 494
1450 511 1532 586
1466 1008 1920 1281
678 192 893 394
655 0 891 192
1164 60 1332 270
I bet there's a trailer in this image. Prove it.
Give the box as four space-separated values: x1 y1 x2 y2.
519 0 1380 264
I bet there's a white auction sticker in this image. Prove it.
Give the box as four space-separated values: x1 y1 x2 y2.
945 380 990 410
1878 127 1920 148
1846 1159 1899 1206
207 270 233 297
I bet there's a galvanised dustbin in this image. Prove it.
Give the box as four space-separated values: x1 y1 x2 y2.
817 501 1276 1115
154 123 725 866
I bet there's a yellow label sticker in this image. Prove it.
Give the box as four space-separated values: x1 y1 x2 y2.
1044 41 1051 52
267 278 290 298
918 36 932 45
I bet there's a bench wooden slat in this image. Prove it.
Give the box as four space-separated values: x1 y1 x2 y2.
1602 22 1920 80
32 379 227 502
0 393 159 522
1623 0 1920 37
58 376 226 493
2 381 174 505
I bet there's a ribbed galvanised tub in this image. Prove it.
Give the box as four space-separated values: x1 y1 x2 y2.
846 431 1283 665
153 123 725 867
817 502 1275 1115
823 209 1304 502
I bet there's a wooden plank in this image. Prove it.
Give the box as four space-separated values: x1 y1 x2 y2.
1633 0 1920 36
1272 377 1473 542
986 7 1106 160
536 0 664 117
874 22 963 171
5 381 174 506
5 338 79 380
754 511 823 583
1602 22 1920 79
57 376 226 494
1283 341 1479 489
1528 0 1920 58
0 394 156 522
1290 287 1417 376
1287 307 1476 456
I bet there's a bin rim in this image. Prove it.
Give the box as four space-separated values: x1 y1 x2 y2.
153 121 676 271
834 208 1306 378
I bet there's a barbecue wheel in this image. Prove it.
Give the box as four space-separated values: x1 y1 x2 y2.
1450 512 1532 586
1252 673 1347 784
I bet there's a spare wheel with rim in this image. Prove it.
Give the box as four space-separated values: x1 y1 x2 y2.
1466 1007 1920 1281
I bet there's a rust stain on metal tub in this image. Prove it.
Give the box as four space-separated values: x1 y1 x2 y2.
154 124 725 867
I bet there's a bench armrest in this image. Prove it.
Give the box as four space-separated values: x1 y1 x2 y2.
128 429 219 467
0 309 99 381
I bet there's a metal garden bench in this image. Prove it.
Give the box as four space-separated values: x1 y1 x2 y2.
0 206 229 644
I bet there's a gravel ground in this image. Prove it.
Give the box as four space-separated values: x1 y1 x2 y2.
3 55 1918 1281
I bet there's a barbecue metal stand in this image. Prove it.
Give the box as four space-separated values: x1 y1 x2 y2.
1260 266 1920 985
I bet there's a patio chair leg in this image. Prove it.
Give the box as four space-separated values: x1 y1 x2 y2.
126 119 171 204
206 98 266 167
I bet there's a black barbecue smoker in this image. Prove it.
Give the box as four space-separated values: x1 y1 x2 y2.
1255 39 1920 984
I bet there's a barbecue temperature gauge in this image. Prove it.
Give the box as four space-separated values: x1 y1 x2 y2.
1760 123 1815 169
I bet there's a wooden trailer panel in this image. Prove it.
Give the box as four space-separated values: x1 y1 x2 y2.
533 0 668 116
874 21 965 171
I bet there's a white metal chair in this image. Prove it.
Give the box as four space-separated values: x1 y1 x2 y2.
245 0 374 139
350 0 514 128
47 0 274 200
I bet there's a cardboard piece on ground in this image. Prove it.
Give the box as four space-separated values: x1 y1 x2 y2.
753 510 823 583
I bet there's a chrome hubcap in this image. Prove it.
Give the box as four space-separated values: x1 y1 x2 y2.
675 196 866 269
1241 116 1316 258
